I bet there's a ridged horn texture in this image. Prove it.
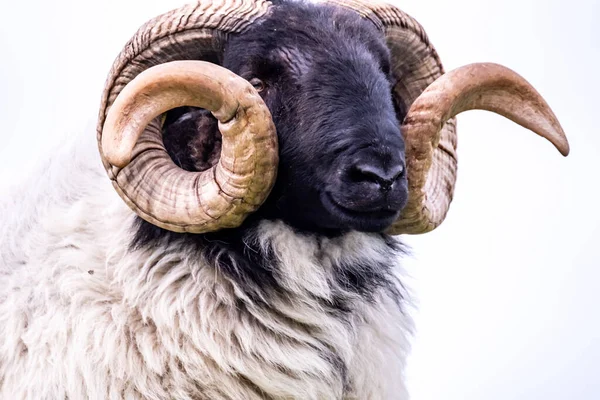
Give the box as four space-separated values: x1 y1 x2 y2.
394 62 569 234
325 0 569 235
97 0 278 233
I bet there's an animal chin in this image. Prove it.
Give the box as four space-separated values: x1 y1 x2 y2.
321 191 399 232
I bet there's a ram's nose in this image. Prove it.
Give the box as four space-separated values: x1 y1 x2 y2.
349 162 404 193
330 145 408 214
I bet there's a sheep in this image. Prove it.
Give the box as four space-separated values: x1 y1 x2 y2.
0 0 569 399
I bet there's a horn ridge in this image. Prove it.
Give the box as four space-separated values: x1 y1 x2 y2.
98 1 278 233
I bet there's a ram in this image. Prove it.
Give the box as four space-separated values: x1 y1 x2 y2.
0 0 569 398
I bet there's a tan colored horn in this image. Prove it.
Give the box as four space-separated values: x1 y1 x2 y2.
97 0 277 233
326 0 569 235
102 60 277 233
388 62 569 234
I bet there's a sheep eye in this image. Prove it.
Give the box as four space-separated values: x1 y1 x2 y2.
249 78 265 92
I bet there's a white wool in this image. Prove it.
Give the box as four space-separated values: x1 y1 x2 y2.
0 130 412 399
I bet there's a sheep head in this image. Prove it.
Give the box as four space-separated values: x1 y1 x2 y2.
99 0 569 235
218 1 408 232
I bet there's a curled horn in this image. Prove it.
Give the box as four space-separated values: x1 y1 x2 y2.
98 0 278 233
390 62 569 234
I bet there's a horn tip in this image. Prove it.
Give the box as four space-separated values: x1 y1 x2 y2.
549 127 570 157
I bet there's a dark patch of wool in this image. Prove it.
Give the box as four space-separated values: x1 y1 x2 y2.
132 216 405 307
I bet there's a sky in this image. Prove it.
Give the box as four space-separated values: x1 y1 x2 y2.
0 0 599 399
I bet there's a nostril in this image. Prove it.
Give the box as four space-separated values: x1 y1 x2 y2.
350 164 379 183
389 164 405 181
350 163 405 189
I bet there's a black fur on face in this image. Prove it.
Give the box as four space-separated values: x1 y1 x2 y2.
161 0 408 235
133 1 409 304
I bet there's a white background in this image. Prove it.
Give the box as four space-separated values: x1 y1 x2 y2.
0 0 598 399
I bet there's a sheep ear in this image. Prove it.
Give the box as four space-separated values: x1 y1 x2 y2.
98 1 279 233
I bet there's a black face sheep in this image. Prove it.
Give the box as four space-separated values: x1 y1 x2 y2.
0 0 569 399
